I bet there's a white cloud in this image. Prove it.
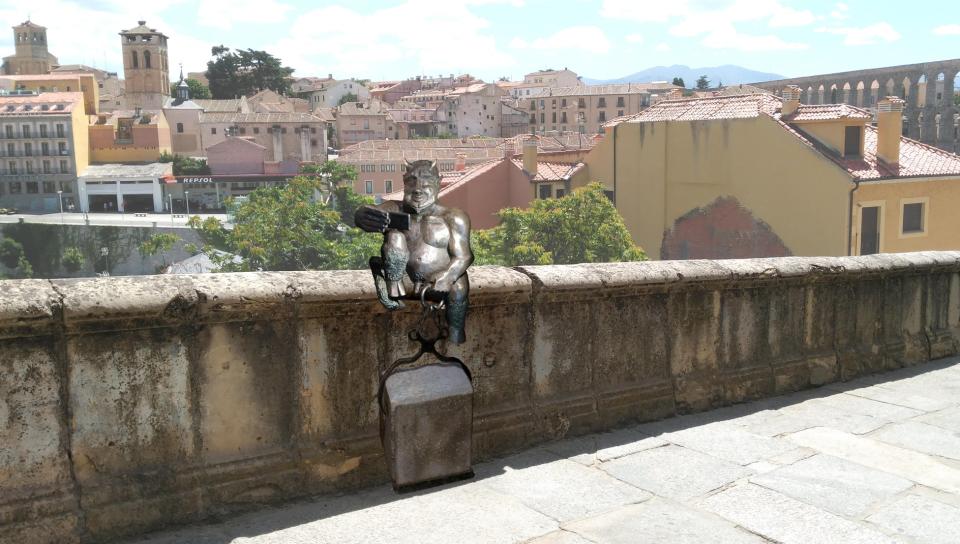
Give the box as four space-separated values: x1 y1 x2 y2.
625 33 644 44
268 1 517 79
196 0 293 29
512 26 611 54
933 24 960 36
830 2 849 20
817 22 901 46
655 43 671 52
701 25 808 51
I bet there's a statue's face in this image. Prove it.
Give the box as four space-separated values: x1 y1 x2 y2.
402 161 440 213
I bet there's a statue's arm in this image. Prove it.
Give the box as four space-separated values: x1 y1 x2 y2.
434 210 473 291
354 200 400 233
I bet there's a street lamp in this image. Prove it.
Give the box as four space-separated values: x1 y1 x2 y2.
185 190 190 216
100 246 109 276
168 193 173 225
57 190 63 224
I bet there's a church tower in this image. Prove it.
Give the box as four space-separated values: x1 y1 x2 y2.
3 20 58 75
120 21 169 109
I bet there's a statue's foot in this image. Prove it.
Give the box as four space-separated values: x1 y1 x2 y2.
447 326 466 345
387 280 406 299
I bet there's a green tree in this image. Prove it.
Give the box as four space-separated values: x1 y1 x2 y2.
62 247 85 273
159 152 211 175
696 75 710 90
300 161 362 224
955 93 960 106
672 77 686 88
139 233 180 270
337 92 359 106
188 176 380 272
472 183 647 266
206 46 295 99
0 238 24 269
170 78 212 99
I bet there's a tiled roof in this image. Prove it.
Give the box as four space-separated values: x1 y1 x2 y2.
510 159 585 182
79 162 172 179
193 98 248 113
785 103 873 122
312 107 335 122
337 101 389 116
436 160 503 198
628 94 782 122
338 132 597 162
0 92 82 115
529 83 678 98
199 112 324 124
805 125 960 181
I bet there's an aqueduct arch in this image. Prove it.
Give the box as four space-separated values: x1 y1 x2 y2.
754 59 960 153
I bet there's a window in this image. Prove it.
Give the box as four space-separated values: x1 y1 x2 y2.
6 143 13 156
8 161 16 174
131 50 139 68
551 112 557 123
556 189 566 198
39 125 47 137
530 101 535 111
901 200 926 235
24 143 31 156
540 99 545 108
25 162 33 174
58 142 66 154
385 180 393 193
844 126 861 157
561 112 568 123
598 97 607 108
561 99 567 108
9 181 21 193
144 50 151 69
26 181 38 193
56 124 64 137
22 125 30 138
59 160 68 173
616 97 625 108
60 181 72 193
365 180 373 194
253 127 260 134
42 160 50 174
42 181 55 193
578 98 586 108
540 113 545 123
4 126 11 138
176 122 184 133
538 184 552 199
598 111 606 122
41 143 48 155
311 138 318 147
211 127 217 135
618 110 624 117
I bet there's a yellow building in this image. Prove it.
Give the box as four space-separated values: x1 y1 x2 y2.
89 109 171 164
581 88 960 259
0 73 99 114
0 92 88 211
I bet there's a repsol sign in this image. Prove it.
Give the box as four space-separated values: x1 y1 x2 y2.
177 177 214 184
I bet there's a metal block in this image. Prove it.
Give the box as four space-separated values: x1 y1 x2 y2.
381 362 474 489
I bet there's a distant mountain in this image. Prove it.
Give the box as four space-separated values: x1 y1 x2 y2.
584 65 785 87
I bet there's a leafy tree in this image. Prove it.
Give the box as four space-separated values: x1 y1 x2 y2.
188 176 380 272
206 46 295 99
955 93 960 106
696 75 710 90
170 78 212 99
159 152 211 175
0 238 25 268
62 247 84 273
337 92 359 106
672 77 686 88
15 255 32 278
472 183 647 266
139 233 180 270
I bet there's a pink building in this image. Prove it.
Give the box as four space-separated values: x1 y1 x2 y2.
206 137 265 175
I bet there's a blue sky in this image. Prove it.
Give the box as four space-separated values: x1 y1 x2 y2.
0 0 958 83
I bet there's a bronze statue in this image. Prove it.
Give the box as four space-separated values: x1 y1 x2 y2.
355 159 472 344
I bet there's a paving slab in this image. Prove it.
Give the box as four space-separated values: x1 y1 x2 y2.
523 530 594 544
697 482 900 544
601 444 751 501
481 451 652 522
865 493 960 544
775 401 890 434
788 426 960 494
643 422 796 465
750 453 913 517
798 393 923 422
871 420 960 461
834 384 953 412
914 405 960 434
561 497 768 544
542 427 668 466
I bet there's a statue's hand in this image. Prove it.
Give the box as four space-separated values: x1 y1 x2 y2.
355 205 389 233
432 277 453 293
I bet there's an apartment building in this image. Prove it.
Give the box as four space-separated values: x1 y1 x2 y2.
198 111 327 164
0 92 88 212
0 73 99 114
525 83 679 135
441 83 509 138
337 132 598 197
387 102 444 139
293 77 371 109
335 100 391 147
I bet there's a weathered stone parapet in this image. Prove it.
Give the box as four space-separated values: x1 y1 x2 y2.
2 253 960 543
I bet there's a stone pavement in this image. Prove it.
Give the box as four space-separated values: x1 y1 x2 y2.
128 357 960 544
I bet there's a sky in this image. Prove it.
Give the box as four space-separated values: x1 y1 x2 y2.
0 0 958 83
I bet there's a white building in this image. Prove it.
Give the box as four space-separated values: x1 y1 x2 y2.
77 162 172 213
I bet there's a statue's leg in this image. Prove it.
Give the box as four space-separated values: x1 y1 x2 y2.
369 256 403 310
445 274 469 344
382 231 408 299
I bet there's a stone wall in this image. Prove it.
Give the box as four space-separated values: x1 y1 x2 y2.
2 253 960 543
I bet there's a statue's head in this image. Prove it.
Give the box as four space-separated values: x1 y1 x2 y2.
402 159 441 213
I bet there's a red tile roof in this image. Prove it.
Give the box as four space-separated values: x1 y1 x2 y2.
785 103 872 122
819 126 960 181
511 159 584 182
627 94 781 122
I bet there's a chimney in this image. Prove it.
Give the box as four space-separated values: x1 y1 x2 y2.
502 139 515 159
522 136 538 177
667 88 683 100
455 152 466 172
782 85 801 116
876 96 905 166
